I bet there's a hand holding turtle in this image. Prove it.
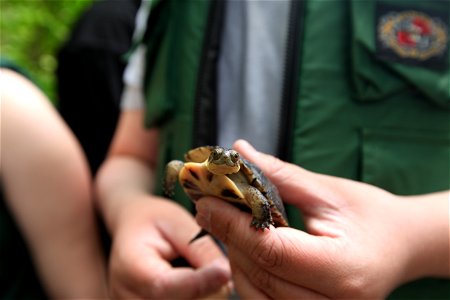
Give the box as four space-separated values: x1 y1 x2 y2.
195 140 450 299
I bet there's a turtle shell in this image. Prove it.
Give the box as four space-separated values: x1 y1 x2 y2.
179 146 288 227
238 158 288 227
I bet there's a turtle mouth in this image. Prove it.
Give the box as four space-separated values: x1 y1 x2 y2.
206 161 240 175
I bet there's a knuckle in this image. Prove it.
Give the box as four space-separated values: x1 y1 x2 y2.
337 275 367 298
333 262 373 298
250 236 284 270
147 276 166 298
213 214 233 245
222 221 232 245
253 268 275 292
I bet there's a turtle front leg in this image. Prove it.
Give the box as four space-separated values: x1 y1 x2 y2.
163 160 184 198
243 186 273 230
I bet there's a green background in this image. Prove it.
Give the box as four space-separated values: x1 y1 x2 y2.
1 0 93 102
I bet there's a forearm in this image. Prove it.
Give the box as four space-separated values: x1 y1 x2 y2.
400 191 450 282
1 69 107 298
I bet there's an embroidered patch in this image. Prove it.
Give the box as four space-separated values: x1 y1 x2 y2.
376 4 449 69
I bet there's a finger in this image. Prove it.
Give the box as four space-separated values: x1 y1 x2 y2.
195 196 255 246
153 261 231 299
171 228 230 273
131 246 230 299
233 139 308 191
157 212 232 290
229 246 329 300
196 197 340 293
154 202 229 269
185 235 229 269
233 139 341 211
130 265 227 299
113 224 230 298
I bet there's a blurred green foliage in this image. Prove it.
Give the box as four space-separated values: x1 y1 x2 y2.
1 0 93 102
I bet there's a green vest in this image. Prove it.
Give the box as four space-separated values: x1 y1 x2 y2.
142 1 449 298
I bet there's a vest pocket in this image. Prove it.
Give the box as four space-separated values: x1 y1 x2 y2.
361 127 450 195
350 1 449 109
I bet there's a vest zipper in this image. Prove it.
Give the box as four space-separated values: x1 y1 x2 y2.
194 0 303 157
192 0 224 148
277 0 305 161
277 0 306 229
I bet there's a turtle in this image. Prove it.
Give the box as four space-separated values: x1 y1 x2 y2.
163 146 289 232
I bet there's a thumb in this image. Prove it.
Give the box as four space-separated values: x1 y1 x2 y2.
233 139 333 210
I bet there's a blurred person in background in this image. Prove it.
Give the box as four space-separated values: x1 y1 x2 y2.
57 0 141 175
0 64 108 299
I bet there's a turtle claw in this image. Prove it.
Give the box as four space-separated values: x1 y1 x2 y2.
189 229 209 243
163 189 174 199
162 178 175 198
249 199 273 231
250 217 272 231
164 160 184 199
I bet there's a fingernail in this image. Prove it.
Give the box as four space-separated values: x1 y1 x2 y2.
211 257 230 270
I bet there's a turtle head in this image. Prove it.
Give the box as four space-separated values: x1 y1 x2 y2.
206 147 241 175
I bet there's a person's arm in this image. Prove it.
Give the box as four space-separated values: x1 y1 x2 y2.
95 109 231 298
195 139 449 299
1 68 108 298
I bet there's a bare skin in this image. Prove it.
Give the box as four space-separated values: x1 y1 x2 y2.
95 109 231 298
196 139 450 299
0 69 108 298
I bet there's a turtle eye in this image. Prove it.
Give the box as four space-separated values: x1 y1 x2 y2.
230 150 240 162
212 148 222 160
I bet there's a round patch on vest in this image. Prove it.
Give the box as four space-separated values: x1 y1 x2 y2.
376 4 448 69
378 11 447 60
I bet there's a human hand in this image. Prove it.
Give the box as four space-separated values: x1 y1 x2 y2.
195 140 448 299
108 195 231 299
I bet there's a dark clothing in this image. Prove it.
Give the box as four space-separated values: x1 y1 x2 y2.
57 0 140 174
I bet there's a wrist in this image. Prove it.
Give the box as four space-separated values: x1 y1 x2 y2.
397 192 450 284
111 194 162 236
95 155 155 234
